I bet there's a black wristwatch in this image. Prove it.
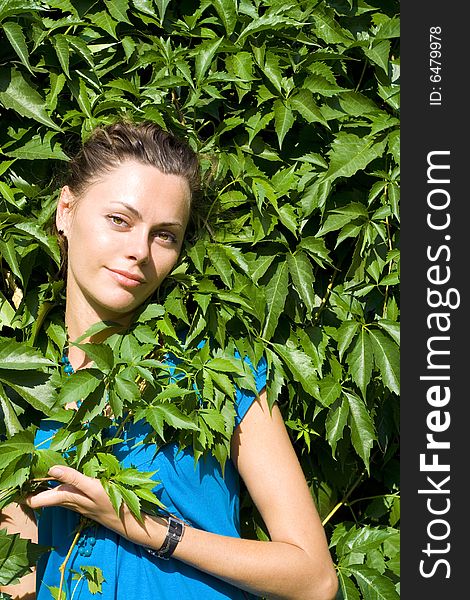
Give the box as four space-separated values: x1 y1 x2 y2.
146 516 185 560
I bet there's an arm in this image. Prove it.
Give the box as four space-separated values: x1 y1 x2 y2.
173 389 338 600
0 503 37 600
25 391 337 600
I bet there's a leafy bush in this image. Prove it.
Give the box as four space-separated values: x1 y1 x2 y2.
0 1 400 598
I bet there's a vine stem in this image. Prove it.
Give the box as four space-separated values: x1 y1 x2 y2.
58 517 90 600
312 269 338 327
348 492 400 507
322 449 381 526
321 469 366 526
382 214 394 318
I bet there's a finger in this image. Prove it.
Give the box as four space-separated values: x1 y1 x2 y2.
23 484 89 510
48 465 96 495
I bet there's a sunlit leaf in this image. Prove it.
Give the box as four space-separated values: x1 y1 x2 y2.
346 328 373 397
0 69 61 130
344 390 376 470
262 260 288 340
368 329 400 394
0 530 49 586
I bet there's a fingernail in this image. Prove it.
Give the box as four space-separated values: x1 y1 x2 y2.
48 467 64 478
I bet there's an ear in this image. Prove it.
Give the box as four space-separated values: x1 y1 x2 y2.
56 186 74 235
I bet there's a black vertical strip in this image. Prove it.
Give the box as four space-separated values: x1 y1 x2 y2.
401 4 469 598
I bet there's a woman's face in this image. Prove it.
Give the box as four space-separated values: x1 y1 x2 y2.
57 161 191 325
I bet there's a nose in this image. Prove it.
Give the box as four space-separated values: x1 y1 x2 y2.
126 228 151 265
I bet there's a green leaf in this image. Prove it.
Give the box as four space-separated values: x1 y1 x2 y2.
0 371 56 414
105 0 131 24
368 329 400 394
47 585 67 600
363 40 391 73
238 13 299 43
344 526 394 554
57 370 103 408
262 260 288 340
4 131 69 161
195 37 224 85
78 565 106 595
88 11 118 39
212 0 237 35
338 92 381 116
51 33 70 78
304 74 343 97
206 357 245 375
336 321 360 361
344 390 375 470
273 100 294 149
0 530 49 586
66 36 95 69
298 237 332 268
272 344 319 399
113 468 157 488
117 484 142 521
346 328 373 397
12 220 61 265
338 571 361 600
374 16 400 40
287 251 315 315
325 397 349 455
348 564 399 600
387 130 400 165
0 429 34 470
0 383 22 436
74 343 114 372
2 21 33 74
0 69 61 130
324 133 387 184
31 449 67 478
145 404 199 433
207 244 232 287
0 340 54 370
114 374 141 404
154 0 171 21
200 409 227 434
99 479 122 517
135 303 165 323
290 89 327 126
317 213 361 237
262 52 282 94
318 375 341 408
312 6 354 45
377 320 400 346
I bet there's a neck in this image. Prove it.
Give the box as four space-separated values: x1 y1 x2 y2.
65 290 131 371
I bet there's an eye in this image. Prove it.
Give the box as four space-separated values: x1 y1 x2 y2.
108 214 128 227
154 230 177 243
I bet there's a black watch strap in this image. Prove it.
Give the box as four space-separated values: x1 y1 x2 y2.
146 516 185 560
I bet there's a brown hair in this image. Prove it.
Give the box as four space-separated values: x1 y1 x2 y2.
66 120 200 197
56 120 201 275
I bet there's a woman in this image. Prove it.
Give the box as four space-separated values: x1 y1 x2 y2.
0 121 338 600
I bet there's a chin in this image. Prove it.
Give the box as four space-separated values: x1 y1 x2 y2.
93 294 147 321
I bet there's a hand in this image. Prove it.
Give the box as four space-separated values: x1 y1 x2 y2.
24 466 138 541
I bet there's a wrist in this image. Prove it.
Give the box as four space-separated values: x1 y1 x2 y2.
117 507 167 549
145 515 186 560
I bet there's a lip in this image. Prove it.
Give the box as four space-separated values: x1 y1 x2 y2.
107 268 146 287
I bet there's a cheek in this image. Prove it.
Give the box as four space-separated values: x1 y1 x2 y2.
150 248 179 280
70 221 111 256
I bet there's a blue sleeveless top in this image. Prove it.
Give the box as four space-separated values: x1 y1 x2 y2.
35 356 267 600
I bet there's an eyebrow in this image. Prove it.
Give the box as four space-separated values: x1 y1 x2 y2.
109 202 184 228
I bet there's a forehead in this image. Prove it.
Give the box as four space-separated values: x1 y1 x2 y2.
75 161 191 216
